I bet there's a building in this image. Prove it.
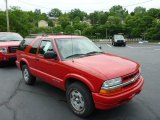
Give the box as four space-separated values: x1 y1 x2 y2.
38 20 48 28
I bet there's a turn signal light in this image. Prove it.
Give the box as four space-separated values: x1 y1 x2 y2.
99 88 122 96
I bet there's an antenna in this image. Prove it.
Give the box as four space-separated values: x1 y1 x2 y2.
71 34 74 62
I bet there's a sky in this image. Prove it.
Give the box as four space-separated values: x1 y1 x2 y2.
0 0 160 14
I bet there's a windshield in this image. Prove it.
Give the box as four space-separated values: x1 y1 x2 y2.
0 33 23 42
114 35 124 39
56 37 102 60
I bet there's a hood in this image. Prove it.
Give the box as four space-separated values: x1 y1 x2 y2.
0 41 21 47
64 53 139 80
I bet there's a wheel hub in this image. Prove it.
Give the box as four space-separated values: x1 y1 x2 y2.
23 68 29 82
70 90 85 112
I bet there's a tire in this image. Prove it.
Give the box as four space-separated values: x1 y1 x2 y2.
0 62 4 67
66 82 94 118
113 42 116 46
22 64 36 85
123 43 126 47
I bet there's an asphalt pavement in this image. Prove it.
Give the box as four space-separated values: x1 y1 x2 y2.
0 43 160 120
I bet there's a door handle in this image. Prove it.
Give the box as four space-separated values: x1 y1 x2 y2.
35 58 40 62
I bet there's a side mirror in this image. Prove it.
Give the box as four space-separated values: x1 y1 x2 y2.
44 51 57 59
99 46 102 49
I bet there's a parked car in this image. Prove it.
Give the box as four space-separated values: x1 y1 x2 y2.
0 32 23 67
16 35 144 117
112 34 126 46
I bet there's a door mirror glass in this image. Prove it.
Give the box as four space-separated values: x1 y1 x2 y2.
44 51 57 59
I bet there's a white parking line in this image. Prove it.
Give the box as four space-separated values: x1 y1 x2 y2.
127 45 160 49
126 45 134 48
155 49 160 51
106 44 112 47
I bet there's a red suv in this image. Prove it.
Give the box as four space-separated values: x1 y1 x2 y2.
0 32 23 67
16 35 144 117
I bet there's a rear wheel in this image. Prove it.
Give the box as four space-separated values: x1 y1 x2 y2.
22 65 36 85
66 82 94 118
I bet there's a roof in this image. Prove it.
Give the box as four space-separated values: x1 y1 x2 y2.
26 34 84 40
48 35 83 39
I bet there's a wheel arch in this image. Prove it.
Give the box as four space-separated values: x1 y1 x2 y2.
19 58 29 70
64 74 95 92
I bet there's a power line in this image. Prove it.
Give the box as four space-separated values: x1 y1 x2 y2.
124 0 153 8
18 0 154 13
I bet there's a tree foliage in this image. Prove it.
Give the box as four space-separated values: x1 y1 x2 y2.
48 8 62 17
0 5 160 40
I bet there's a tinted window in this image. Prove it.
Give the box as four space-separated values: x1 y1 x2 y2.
18 38 33 51
29 39 41 54
39 40 54 55
0 33 23 41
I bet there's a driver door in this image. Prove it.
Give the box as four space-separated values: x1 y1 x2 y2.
36 40 63 87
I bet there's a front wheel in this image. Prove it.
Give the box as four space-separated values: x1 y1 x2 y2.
113 42 116 46
0 62 3 67
66 82 94 118
22 65 36 85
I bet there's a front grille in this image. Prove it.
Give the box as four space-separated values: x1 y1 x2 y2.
8 46 18 53
117 40 124 43
122 70 139 83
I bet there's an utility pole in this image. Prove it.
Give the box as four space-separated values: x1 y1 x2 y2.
5 0 10 32
106 28 107 39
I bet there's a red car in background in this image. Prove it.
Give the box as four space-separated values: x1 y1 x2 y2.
16 35 144 117
0 32 23 67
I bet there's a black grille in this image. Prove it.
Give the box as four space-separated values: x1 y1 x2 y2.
8 46 18 53
122 71 139 82
117 40 124 43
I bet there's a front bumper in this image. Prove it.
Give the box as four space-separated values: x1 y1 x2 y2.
0 53 16 62
115 41 126 45
92 76 144 110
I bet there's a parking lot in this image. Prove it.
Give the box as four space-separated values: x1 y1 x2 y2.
0 43 160 120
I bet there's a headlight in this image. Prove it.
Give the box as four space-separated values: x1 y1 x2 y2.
0 47 8 54
100 77 122 96
102 77 122 88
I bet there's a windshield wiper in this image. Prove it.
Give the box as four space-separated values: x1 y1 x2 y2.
86 51 103 55
10 40 21 41
65 54 87 59
0 40 8 42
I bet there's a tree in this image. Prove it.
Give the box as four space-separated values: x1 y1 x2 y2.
59 14 70 29
49 8 62 17
109 5 128 20
147 8 160 19
64 25 74 34
34 9 41 15
134 6 146 15
0 10 7 31
69 9 87 21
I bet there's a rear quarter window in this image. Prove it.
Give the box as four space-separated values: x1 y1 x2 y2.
18 38 33 51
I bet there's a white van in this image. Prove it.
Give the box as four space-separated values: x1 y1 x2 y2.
112 34 126 46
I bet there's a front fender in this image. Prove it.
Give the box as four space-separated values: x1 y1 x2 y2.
20 58 30 69
64 73 95 92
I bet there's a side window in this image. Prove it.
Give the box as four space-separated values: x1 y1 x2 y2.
18 38 33 51
29 39 41 54
39 40 54 55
